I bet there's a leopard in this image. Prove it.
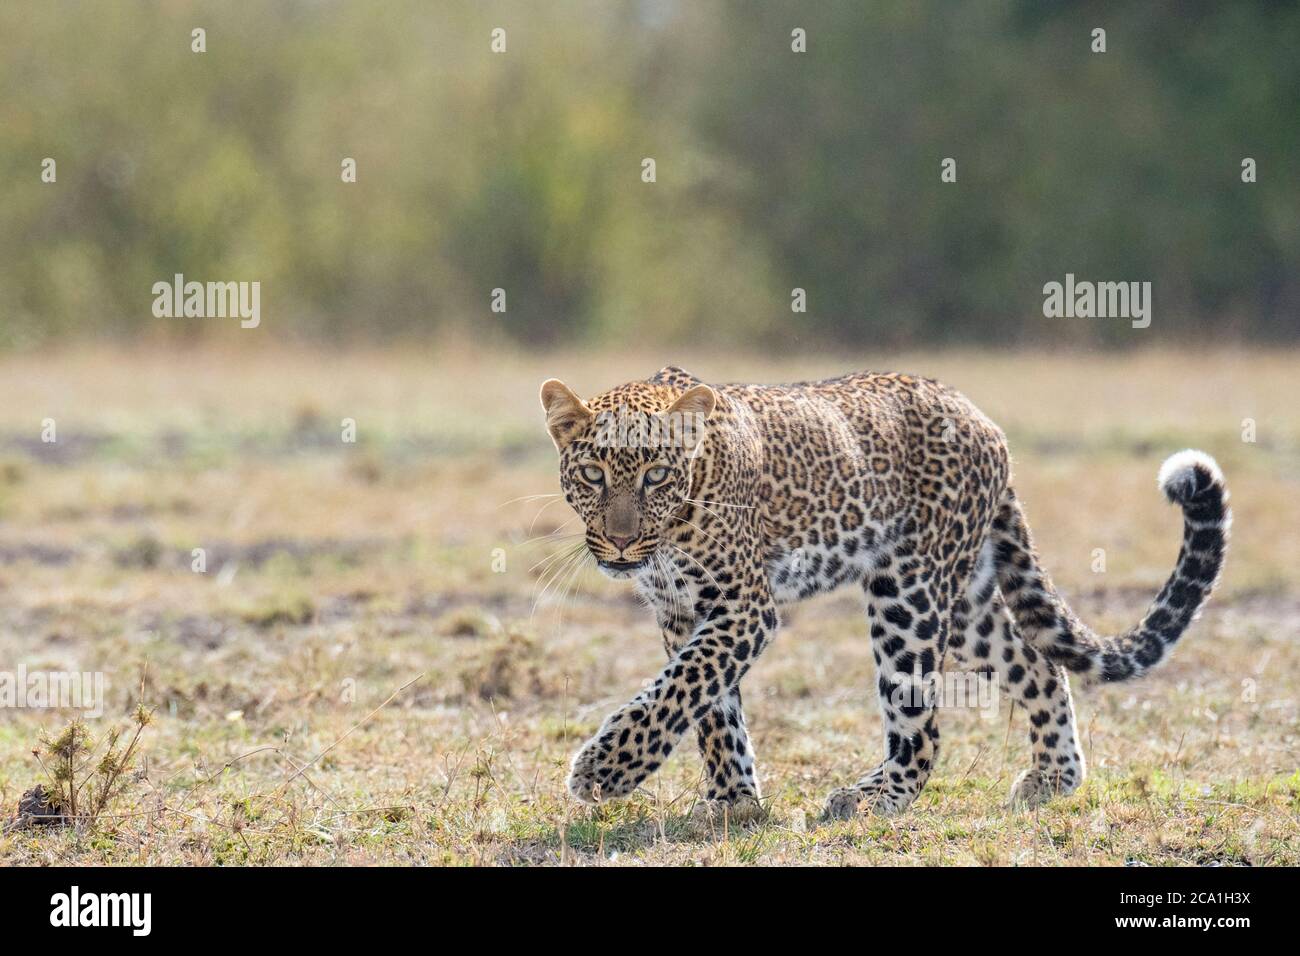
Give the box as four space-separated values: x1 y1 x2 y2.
538 366 1230 819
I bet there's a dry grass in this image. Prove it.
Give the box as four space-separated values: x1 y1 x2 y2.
0 344 1296 865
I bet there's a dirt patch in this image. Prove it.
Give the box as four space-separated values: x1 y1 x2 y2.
0 542 78 566
0 431 115 465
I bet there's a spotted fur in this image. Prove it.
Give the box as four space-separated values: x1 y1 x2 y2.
539 367 1229 817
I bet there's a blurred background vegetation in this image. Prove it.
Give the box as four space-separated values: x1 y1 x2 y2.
1 2 1298 869
1 0 1296 351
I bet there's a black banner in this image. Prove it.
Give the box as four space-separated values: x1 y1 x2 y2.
0 865 1275 941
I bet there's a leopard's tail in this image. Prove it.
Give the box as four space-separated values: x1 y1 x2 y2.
992 450 1229 684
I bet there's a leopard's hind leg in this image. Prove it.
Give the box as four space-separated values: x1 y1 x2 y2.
949 538 1085 807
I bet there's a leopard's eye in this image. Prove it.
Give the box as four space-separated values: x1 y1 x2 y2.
643 465 670 487
580 464 605 485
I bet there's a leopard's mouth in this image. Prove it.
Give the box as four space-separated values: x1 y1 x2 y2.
596 557 649 578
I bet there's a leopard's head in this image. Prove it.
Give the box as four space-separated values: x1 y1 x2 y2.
539 378 716 579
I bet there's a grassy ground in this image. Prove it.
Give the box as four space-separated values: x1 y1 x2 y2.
0 344 1297 866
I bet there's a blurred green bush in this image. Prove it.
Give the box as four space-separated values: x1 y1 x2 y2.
1 0 1295 349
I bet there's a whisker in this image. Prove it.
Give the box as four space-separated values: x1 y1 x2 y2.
527 495 570 536
669 544 725 594
670 554 688 625
529 539 586 577
531 546 587 622
517 519 581 547
529 556 572 614
497 492 563 509
528 540 580 575
656 551 685 631
553 549 594 635
684 497 754 511
680 498 727 525
644 553 667 616
677 516 725 550
519 535 584 552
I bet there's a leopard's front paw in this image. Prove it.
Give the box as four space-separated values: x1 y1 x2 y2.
1008 767 1080 809
566 737 629 804
566 725 656 804
688 794 767 832
821 779 915 820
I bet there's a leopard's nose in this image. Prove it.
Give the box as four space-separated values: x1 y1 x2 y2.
608 535 635 552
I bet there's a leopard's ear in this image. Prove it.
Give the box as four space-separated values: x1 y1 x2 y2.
665 383 716 420
540 379 594 451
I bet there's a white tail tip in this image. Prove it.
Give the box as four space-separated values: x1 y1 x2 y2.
1157 449 1224 504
